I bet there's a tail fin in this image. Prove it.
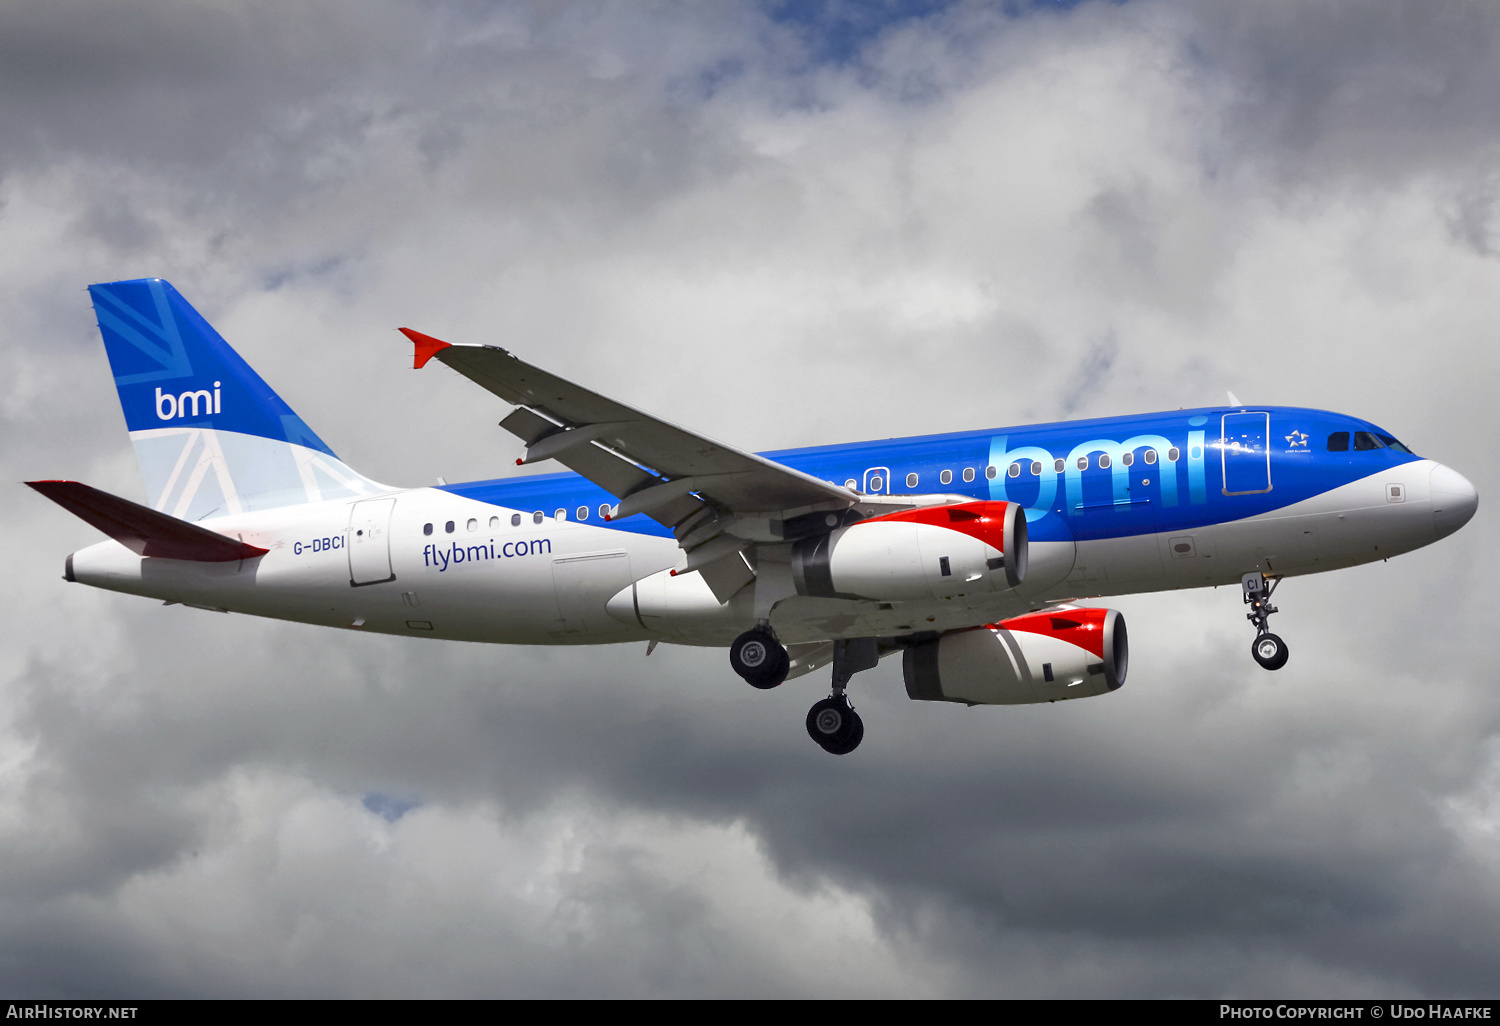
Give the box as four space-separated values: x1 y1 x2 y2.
88 278 386 519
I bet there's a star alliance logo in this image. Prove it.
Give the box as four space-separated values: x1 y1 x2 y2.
1285 430 1309 448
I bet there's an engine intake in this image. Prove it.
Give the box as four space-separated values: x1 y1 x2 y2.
792 500 1027 602
903 607 1128 705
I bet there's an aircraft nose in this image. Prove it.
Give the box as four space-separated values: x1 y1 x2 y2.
1429 463 1478 540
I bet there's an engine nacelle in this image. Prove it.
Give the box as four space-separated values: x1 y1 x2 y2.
902 607 1128 705
791 500 1027 603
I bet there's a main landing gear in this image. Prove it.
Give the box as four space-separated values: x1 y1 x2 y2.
729 627 877 755
730 624 790 689
806 637 878 756
807 695 862 755
1243 572 1289 671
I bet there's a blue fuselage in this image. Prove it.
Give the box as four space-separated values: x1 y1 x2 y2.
442 405 1420 546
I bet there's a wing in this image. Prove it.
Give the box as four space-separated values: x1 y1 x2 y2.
404 330 860 600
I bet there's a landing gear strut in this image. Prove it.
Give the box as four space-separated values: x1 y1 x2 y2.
806 637 877 755
730 623 789 689
1243 572 1289 671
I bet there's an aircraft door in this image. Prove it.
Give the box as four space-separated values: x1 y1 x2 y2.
862 467 890 495
348 498 397 585
1221 412 1272 495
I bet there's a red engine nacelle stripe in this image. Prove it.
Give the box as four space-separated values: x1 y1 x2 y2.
862 500 1012 553
994 607 1108 660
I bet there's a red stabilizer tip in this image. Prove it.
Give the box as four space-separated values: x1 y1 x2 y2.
400 327 452 369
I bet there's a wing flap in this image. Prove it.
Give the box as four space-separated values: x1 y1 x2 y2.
696 549 757 603
27 480 269 562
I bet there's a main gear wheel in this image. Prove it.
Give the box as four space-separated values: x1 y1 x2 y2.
806 695 864 755
730 625 789 689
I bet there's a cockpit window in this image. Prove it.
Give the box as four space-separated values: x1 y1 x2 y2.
1353 431 1385 451
1378 434 1413 454
1327 432 1349 452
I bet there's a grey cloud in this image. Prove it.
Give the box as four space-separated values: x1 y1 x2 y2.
1181 0 1500 185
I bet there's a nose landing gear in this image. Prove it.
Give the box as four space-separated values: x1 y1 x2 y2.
1243 572 1289 671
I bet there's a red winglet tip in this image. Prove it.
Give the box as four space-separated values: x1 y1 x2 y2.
669 570 678 576
515 458 524 466
401 327 452 370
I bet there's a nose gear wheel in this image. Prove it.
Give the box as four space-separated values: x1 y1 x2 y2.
1252 632 1289 670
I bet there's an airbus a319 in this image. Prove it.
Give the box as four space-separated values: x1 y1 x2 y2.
29 279 1479 754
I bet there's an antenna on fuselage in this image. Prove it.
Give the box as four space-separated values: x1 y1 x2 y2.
1226 390 1243 407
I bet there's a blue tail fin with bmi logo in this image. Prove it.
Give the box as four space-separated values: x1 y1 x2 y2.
88 278 384 519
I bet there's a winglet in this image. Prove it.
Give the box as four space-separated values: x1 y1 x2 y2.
401 328 452 370
26 480 269 562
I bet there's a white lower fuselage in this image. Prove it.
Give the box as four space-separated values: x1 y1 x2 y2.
67 461 1453 649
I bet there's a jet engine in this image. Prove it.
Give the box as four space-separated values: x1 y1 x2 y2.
791 500 1027 602
902 607 1127 705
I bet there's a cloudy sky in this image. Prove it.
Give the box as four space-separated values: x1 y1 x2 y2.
3 0 1498 998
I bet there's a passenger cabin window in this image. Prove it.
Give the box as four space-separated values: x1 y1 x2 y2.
1353 431 1385 451
532 511 544 524
1030 461 1042 476
962 468 975 483
845 479 857 489
1076 456 1089 470
489 516 500 529
940 469 952 485
577 506 589 521
985 466 997 480
1168 447 1180 461
1144 449 1157 464
511 514 522 527
1099 454 1111 469
1008 463 1021 478
599 504 614 519
444 521 455 533
1054 459 1065 473
467 518 477 532
423 523 433 536
906 473 919 488
554 508 567 521
1121 451 1134 467
869 475 884 491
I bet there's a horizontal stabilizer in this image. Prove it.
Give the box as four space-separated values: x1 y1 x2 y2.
26 480 269 562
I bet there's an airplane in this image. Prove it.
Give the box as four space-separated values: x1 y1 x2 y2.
28 278 1479 755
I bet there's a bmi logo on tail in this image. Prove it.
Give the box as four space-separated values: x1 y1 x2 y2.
154 383 222 420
